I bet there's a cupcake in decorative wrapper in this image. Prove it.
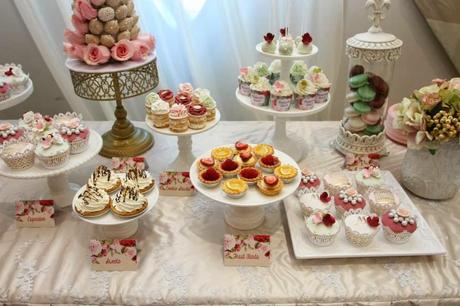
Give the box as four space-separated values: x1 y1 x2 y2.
188 104 207 130
145 92 160 117
290 61 308 85
305 211 340 247
54 114 89 154
254 61 270 79
334 188 366 219
344 214 380 247
382 208 417 244
2 65 29 93
34 132 70 169
323 172 352 195
0 138 35 170
238 66 253 96
0 82 10 101
268 60 281 85
19 111 55 144
178 82 194 97
294 79 317 110
308 66 331 103
368 185 400 215
150 98 170 128
355 166 384 195
0 122 25 144
271 81 293 111
297 168 321 197
169 103 189 132
299 191 332 217
250 78 270 107
175 92 192 107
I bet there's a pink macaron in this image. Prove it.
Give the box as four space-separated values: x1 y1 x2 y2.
362 110 380 125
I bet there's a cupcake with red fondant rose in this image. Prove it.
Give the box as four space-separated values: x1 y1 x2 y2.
0 122 25 145
53 113 89 154
305 211 340 247
187 104 207 130
334 188 366 219
382 208 417 244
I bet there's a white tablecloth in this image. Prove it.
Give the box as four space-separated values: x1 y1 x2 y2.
0 121 459 305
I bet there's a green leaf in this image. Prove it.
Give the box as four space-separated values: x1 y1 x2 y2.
429 148 437 155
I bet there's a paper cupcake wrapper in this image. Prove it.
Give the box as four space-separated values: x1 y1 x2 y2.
238 80 251 96
188 114 207 129
345 225 378 247
294 93 316 110
336 206 365 219
370 200 399 216
271 95 292 111
305 224 339 247
69 136 89 154
315 90 329 103
383 226 413 244
250 90 270 106
37 148 70 169
1 149 34 170
300 201 333 217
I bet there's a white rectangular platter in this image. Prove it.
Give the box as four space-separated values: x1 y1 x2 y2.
284 170 446 259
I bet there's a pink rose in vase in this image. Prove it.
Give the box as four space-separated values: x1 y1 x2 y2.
89 240 102 256
111 39 135 62
64 29 84 45
71 14 88 34
74 0 97 20
83 44 110 66
131 40 150 61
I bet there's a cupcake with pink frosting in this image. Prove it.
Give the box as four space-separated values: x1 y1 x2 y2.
53 113 90 154
169 103 189 132
334 188 367 218
307 66 331 103
0 122 25 144
382 208 417 244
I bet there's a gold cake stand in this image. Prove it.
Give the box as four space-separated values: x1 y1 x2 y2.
65 53 159 157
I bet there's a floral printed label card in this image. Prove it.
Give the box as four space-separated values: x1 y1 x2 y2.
159 171 195 196
223 234 271 267
16 200 55 228
90 239 138 271
111 156 147 173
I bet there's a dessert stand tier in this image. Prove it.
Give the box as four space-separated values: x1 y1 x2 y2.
0 80 33 112
235 89 330 162
145 109 221 171
0 130 102 208
66 53 159 157
190 145 301 230
72 184 159 238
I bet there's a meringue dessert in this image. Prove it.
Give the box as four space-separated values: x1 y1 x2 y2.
111 186 148 217
88 165 121 193
122 168 155 193
75 185 111 217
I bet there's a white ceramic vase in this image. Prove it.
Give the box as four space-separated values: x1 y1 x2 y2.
401 141 460 200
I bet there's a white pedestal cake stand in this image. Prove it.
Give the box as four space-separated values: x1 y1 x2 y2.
145 109 221 171
0 80 33 112
190 145 301 230
0 130 102 208
72 185 159 238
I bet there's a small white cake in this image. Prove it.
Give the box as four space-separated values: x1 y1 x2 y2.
355 166 384 194
305 212 340 247
344 214 380 247
299 191 332 216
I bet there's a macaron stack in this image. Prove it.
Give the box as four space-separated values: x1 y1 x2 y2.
342 65 389 136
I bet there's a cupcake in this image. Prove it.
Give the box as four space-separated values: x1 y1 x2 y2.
198 167 223 188
382 208 417 244
75 185 111 217
178 82 194 96
296 33 313 54
368 186 400 215
3 65 29 93
278 27 294 55
249 78 270 107
271 81 293 111
274 164 298 183
238 66 253 96
234 151 257 168
211 146 234 162
158 89 175 106
334 188 367 218
19 112 55 144
0 82 10 101
198 91 217 121
299 191 332 217
191 88 209 104
111 186 148 217
221 178 248 199
238 167 262 185
323 172 352 195
254 62 270 79
150 98 170 128
0 138 35 170
253 144 274 158
54 114 90 154
261 32 275 53
304 211 340 247
34 132 70 169
268 60 281 85
0 122 24 144
257 175 283 196
88 165 121 193
122 168 155 193
169 103 189 132
289 61 308 85
355 166 384 195
297 168 320 196
294 79 317 110
218 159 241 178
258 154 281 173
197 157 216 171
234 140 251 154
175 92 192 106
308 66 331 103
344 214 380 247
145 92 160 117
187 104 207 130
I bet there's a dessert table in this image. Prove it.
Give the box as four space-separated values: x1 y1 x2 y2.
0 121 459 305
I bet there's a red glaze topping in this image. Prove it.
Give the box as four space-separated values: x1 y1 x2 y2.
220 159 239 171
188 104 206 116
158 89 174 101
239 152 252 162
200 157 214 167
235 141 249 151
367 215 380 227
264 32 275 43
319 191 331 203
201 168 220 181
301 33 313 45
261 154 279 166
322 214 336 227
264 175 278 186
240 167 260 179
175 92 192 105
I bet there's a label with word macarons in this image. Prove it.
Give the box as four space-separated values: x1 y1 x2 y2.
16 200 55 228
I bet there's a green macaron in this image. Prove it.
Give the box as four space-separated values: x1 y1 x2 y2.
352 101 371 114
348 74 368 89
357 85 376 102
364 124 384 135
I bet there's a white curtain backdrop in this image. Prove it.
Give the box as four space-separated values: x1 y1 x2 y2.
14 0 344 121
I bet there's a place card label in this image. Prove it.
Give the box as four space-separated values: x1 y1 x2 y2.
344 153 382 171
224 234 271 267
112 156 148 173
16 200 55 228
159 171 195 196
90 239 138 271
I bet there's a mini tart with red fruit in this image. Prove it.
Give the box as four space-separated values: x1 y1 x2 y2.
257 175 284 196
253 143 274 158
234 140 252 154
274 164 298 183
198 167 223 188
259 154 281 173
221 178 248 199
211 146 234 161
197 157 216 171
234 151 257 167
218 158 241 177
238 167 262 185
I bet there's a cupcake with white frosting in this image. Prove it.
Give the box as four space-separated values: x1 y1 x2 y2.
0 138 35 170
249 78 270 107
289 61 308 85
198 92 217 121
111 185 148 217
368 186 400 215
294 79 317 110
150 97 170 128
270 81 293 111
299 191 332 217
88 165 121 193
254 62 270 79
344 214 380 247
75 185 111 217
122 167 155 193
19 111 55 144
305 211 340 247
34 132 70 169
355 166 384 195
268 60 281 85
238 66 254 96
145 92 160 117
2 64 29 93
307 66 331 103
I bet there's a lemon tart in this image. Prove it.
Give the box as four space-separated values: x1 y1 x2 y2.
211 146 234 161
257 175 284 196
221 178 248 198
274 164 298 183
253 143 274 158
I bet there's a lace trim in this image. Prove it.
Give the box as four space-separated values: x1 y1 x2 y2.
383 263 423 296
311 267 346 297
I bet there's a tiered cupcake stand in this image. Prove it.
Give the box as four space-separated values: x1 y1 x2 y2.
235 43 330 162
190 145 301 230
145 110 221 171
0 130 102 208
0 79 34 112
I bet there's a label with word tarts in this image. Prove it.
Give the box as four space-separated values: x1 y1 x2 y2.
16 200 55 228
223 234 271 267
90 239 138 271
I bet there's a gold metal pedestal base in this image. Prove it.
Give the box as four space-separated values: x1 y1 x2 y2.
100 126 154 158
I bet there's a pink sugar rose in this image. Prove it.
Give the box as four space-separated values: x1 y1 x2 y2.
74 0 97 20
124 246 137 260
89 240 102 256
111 39 134 62
64 29 84 45
71 14 88 34
137 33 156 50
131 40 150 61
64 43 85 60
83 44 110 65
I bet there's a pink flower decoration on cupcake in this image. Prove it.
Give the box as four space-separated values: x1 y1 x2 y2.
71 14 88 34
131 40 150 61
111 39 134 62
74 0 97 20
83 44 110 65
